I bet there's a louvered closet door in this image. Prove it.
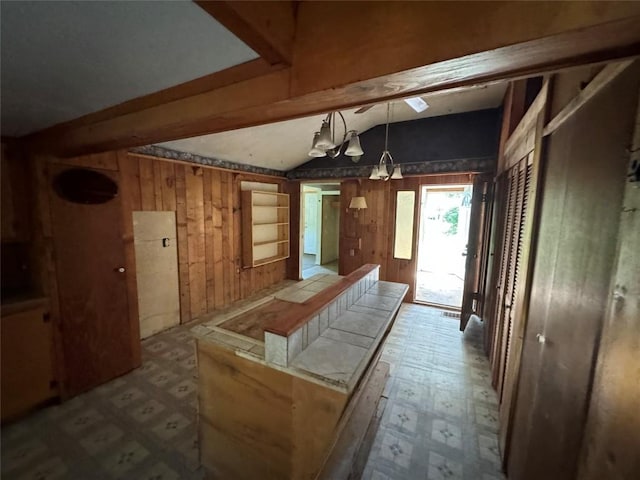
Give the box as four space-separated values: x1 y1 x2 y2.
491 169 515 389
499 155 533 400
492 80 548 464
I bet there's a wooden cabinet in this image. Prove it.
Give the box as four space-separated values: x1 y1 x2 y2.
1 300 57 422
241 190 290 267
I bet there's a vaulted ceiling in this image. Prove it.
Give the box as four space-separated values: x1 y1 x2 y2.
0 1 257 136
157 82 507 171
1 0 637 159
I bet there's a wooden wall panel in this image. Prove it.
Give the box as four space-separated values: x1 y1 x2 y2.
211 170 224 309
338 174 475 296
203 169 215 312
385 177 420 302
576 94 640 479
284 180 301 280
160 161 177 211
186 168 206 318
339 180 361 276
174 165 192 322
118 154 287 324
138 157 156 211
506 62 639 480
220 172 236 304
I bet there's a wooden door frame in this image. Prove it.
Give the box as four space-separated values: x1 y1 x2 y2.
461 174 494 330
413 179 474 311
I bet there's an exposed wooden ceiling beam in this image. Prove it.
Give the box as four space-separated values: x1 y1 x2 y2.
34 59 283 142
26 3 640 157
195 1 296 66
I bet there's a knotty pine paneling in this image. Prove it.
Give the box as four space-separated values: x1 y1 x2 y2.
121 153 287 324
339 174 475 300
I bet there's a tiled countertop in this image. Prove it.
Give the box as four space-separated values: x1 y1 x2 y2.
190 274 342 359
193 274 408 392
289 281 408 392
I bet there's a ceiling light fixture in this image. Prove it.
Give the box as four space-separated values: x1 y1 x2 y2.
308 112 363 162
371 103 403 181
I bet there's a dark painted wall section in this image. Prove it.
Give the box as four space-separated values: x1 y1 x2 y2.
288 108 501 179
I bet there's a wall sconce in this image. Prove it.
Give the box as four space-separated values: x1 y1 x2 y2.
349 196 367 218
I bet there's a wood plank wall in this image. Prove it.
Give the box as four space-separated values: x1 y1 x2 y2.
55 151 288 325
124 153 288 322
339 173 475 300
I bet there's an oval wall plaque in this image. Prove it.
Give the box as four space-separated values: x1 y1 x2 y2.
53 168 118 204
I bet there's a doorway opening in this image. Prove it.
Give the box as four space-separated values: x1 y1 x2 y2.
301 183 340 279
416 184 473 309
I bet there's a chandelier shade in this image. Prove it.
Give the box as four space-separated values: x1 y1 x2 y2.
345 130 364 156
308 132 327 157
308 112 363 160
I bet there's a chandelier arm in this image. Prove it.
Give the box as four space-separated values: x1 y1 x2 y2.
336 111 348 156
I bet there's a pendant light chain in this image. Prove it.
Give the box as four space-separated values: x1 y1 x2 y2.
384 102 390 152
370 101 403 181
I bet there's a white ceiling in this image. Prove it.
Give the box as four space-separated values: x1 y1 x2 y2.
158 82 508 171
0 1 257 136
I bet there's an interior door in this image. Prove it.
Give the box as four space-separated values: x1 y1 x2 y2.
460 175 492 330
133 211 180 339
50 165 136 397
303 192 318 254
320 195 339 264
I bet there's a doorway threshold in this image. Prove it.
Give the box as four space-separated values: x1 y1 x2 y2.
413 299 461 313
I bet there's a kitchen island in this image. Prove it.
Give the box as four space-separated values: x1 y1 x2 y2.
193 264 408 479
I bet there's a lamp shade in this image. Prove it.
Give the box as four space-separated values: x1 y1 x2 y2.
349 196 367 209
391 165 404 179
345 131 364 157
316 120 335 149
308 132 326 157
369 166 380 180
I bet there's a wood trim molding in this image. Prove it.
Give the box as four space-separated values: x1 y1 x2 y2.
543 59 635 137
128 145 286 178
504 80 549 169
195 1 296 65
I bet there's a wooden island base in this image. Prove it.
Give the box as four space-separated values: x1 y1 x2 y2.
195 265 408 479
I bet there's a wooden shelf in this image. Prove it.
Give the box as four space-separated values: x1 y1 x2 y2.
254 239 288 247
242 190 290 268
252 253 289 267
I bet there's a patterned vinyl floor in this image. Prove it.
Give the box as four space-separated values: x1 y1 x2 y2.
1 292 504 480
364 304 505 480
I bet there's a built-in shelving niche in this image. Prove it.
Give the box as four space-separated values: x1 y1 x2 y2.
241 190 290 268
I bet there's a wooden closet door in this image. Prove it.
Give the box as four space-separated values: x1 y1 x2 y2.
50 165 135 397
507 63 639 480
487 80 549 462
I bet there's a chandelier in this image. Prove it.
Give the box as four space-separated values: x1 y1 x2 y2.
308 111 363 162
369 103 403 181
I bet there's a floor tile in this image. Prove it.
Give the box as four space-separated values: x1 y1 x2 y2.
364 306 505 480
2 285 504 480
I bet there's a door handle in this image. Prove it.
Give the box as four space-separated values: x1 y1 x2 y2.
115 267 126 273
